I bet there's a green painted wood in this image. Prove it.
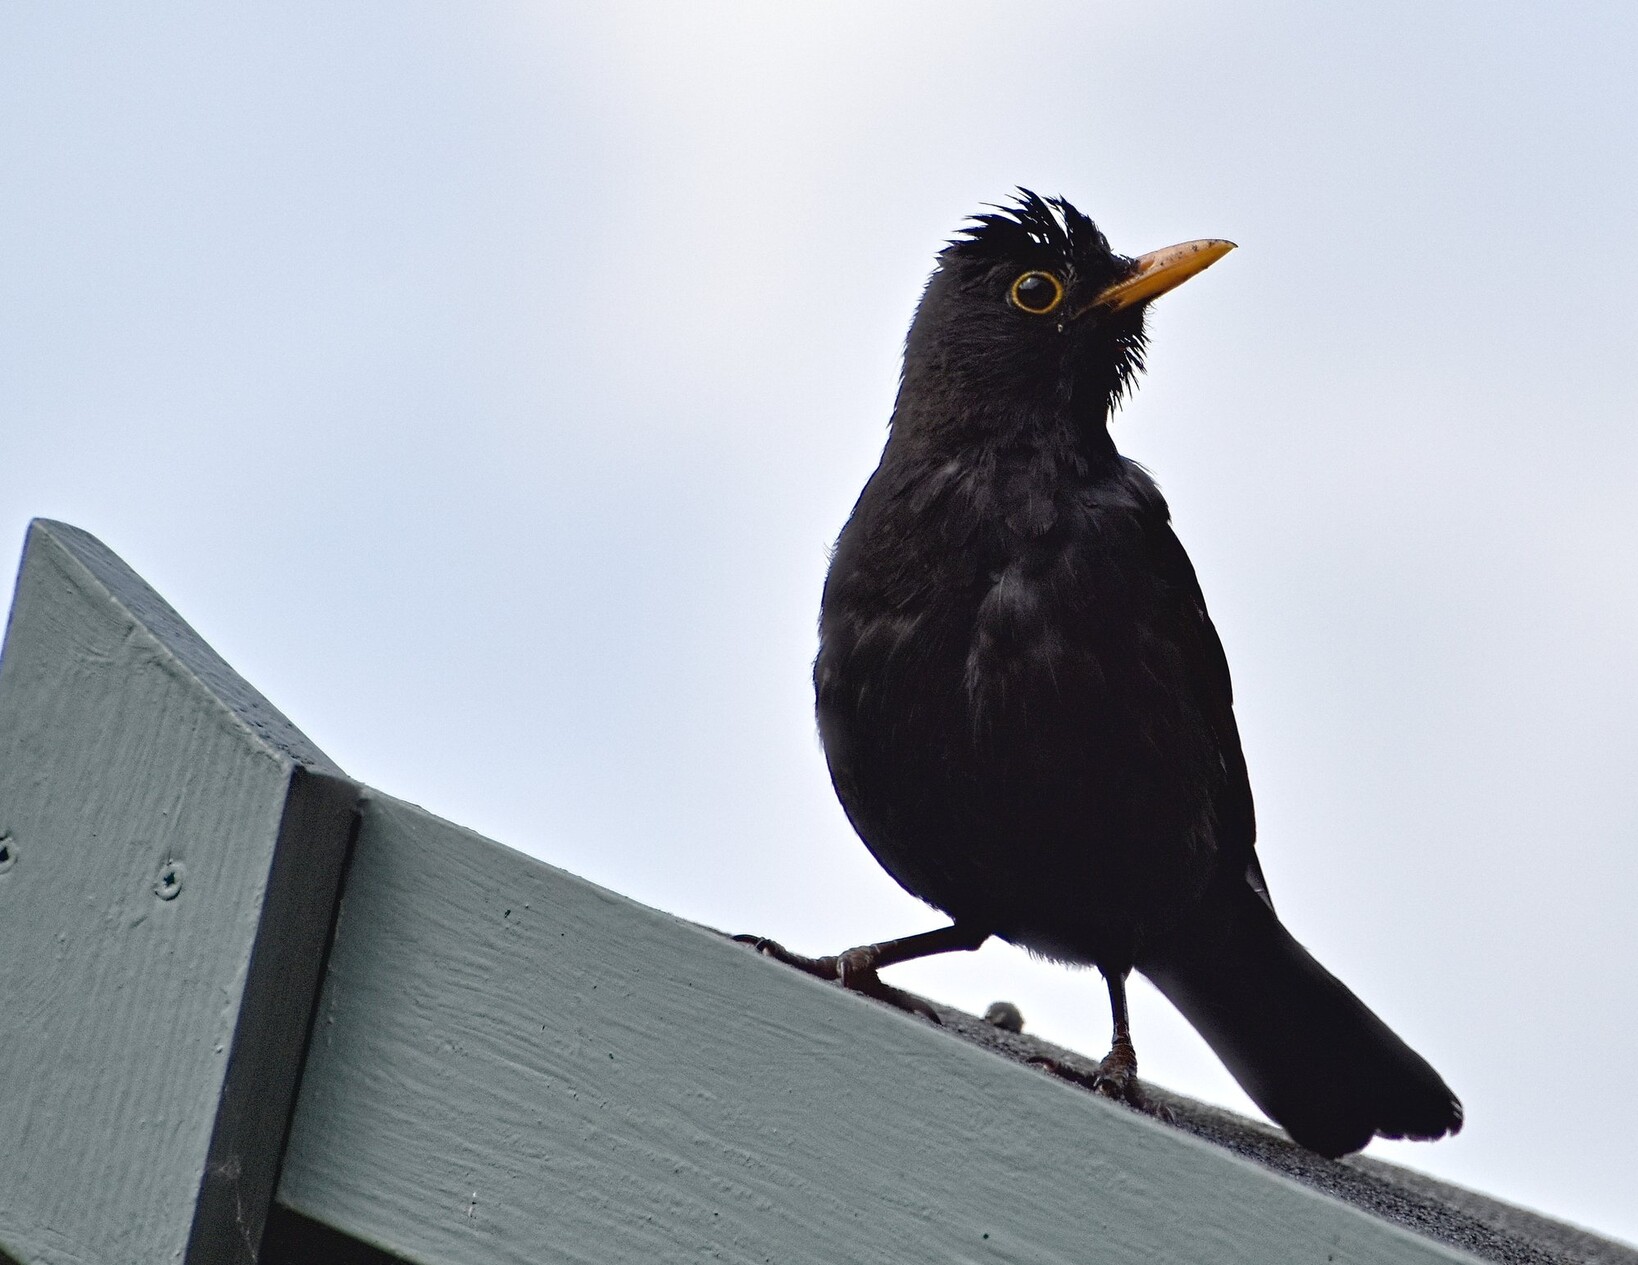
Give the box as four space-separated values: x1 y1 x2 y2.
0 521 357 1265
279 792 1478 1265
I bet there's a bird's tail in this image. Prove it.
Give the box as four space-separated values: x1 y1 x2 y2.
1138 876 1462 1158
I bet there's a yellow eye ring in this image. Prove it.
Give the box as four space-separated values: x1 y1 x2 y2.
1009 270 1065 315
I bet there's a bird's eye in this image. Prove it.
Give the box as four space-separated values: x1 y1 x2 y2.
1009 271 1065 315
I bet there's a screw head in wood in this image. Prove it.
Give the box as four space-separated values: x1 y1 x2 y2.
154 859 185 900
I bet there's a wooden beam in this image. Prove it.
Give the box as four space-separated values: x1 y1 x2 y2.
277 791 1475 1264
0 521 356 1265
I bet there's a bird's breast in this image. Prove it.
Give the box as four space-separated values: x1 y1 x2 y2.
815 464 1223 963
820 462 1166 740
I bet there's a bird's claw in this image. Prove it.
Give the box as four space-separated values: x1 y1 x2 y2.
836 946 943 1022
732 935 941 1022
1089 1042 1139 1102
1091 1066 1147 1108
730 934 840 980
1029 1051 1162 1116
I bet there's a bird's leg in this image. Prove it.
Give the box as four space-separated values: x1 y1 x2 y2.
733 923 989 1021
1091 970 1141 1102
1030 969 1153 1111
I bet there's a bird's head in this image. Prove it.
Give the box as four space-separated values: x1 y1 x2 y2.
896 190 1233 441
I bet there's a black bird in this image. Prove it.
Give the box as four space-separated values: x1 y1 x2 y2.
746 191 1462 1159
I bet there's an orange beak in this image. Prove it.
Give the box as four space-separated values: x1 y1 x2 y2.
1081 239 1236 315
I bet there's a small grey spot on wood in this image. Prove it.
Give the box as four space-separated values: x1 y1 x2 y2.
0 831 15 873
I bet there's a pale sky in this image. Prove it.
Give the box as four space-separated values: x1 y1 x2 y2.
5 1 1637 1246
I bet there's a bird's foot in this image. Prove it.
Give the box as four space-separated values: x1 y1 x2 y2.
1030 1043 1168 1119
1087 1042 1143 1105
731 935 941 1022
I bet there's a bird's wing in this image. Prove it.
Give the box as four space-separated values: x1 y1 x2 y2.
1145 519 1263 897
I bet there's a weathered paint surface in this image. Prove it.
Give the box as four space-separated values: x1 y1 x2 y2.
280 792 1477 1265
0 521 354 1265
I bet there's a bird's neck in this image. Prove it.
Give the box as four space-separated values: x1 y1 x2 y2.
888 380 1122 473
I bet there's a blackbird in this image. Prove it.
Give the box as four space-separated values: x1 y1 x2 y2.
745 191 1462 1159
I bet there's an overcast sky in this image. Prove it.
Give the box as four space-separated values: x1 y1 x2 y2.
5 1 1637 1247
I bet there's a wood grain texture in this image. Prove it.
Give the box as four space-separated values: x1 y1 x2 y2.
279 792 1477 1265
0 521 355 1265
